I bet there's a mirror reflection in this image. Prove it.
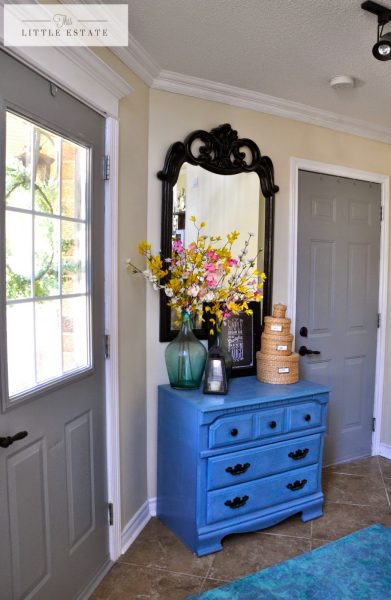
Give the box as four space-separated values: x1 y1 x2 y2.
173 164 264 270
170 164 265 330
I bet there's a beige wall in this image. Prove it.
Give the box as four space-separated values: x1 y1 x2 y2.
147 90 391 498
95 49 150 528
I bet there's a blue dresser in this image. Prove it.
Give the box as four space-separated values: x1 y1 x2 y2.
157 376 329 556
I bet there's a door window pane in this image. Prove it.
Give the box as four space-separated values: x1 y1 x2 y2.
6 211 32 300
35 300 62 383
6 303 35 396
61 221 86 294
61 139 86 219
35 216 60 297
62 297 89 373
4 111 91 400
6 112 32 210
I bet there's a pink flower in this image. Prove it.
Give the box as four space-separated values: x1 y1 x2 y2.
207 250 219 261
205 273 218 287
205 263 216 273
172 240 183 253
189 242 197 251
227 258 238 266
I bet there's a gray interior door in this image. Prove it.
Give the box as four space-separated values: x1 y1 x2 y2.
0 50 109 599
296 170 380 465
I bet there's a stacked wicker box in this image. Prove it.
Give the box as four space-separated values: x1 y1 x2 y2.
256 303 299 384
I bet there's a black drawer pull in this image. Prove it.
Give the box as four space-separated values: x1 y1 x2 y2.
287 479 307 491
225 462 251 476
304 414 311 422
288 448 309 460
224 495 249 509
230 428 239 437
269 420 277 429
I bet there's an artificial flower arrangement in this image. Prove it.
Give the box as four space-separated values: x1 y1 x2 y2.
127 217 265 333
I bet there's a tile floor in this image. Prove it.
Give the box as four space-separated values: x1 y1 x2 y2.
91 455 391 600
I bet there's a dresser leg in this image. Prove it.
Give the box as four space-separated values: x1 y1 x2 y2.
300 499 324 522
196 535 224 557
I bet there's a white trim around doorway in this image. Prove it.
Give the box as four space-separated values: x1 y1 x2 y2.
288 158 389 458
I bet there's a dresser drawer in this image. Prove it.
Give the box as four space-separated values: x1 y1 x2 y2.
255 408 285 438
207 434 321 490
209 413 254 448
206 464 319 524
287 401 322 432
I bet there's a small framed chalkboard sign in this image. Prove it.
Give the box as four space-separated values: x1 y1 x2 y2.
208 302 261 377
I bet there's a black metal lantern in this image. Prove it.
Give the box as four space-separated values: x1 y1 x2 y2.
203 349 228 395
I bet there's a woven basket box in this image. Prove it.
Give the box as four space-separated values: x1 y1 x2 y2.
272 303 287 318
261 332 293 356
256 351 299 384
263 315 291 336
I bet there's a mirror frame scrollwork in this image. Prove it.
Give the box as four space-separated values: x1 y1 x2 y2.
157 123 279 342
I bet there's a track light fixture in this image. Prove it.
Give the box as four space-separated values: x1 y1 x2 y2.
362 1 391 61
373 31 391 59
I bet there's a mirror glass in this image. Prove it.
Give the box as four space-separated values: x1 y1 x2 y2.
170 164 265 330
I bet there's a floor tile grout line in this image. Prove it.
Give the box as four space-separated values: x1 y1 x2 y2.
323 471 383 478
325 500 388 508
377 456 391 508
199 558 216 593
115 559 208 581
260 530 311 541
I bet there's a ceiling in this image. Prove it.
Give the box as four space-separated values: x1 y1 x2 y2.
116 0 391 141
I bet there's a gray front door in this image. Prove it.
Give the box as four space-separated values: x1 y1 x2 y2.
296 170 380 465
0 51 108 599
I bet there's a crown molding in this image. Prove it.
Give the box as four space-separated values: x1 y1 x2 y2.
152 70 391 145
111 33 160 87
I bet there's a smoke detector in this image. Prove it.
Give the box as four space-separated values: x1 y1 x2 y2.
329 75 355 89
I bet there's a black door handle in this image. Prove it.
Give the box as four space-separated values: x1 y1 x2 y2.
299 346 320 356
0 431 28 448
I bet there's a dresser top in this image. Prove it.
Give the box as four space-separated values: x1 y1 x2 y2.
159 376 329 412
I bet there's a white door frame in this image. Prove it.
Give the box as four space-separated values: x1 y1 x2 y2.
0 39 131 563
288 158 389 456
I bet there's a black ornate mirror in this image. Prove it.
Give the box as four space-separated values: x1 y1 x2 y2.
158 123 279 345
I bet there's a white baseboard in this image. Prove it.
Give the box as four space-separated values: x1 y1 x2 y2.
149 496 157 517
121 499 152 555
379 443 391 460
76 557 113 600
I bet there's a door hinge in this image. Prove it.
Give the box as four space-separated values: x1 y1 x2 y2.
377 313 381 328
372 417 376 433
103 155 110 181
104 334 110 359
380 205 383 221
108 502 113 526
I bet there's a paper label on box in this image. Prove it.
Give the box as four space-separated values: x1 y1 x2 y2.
271 324 283 332
278 367 290 374
277 345 288 351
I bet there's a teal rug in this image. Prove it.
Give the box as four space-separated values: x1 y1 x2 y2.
188 524 391 599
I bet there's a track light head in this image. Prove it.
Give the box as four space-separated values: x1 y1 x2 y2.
373 32 391 60
362 1 391 61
